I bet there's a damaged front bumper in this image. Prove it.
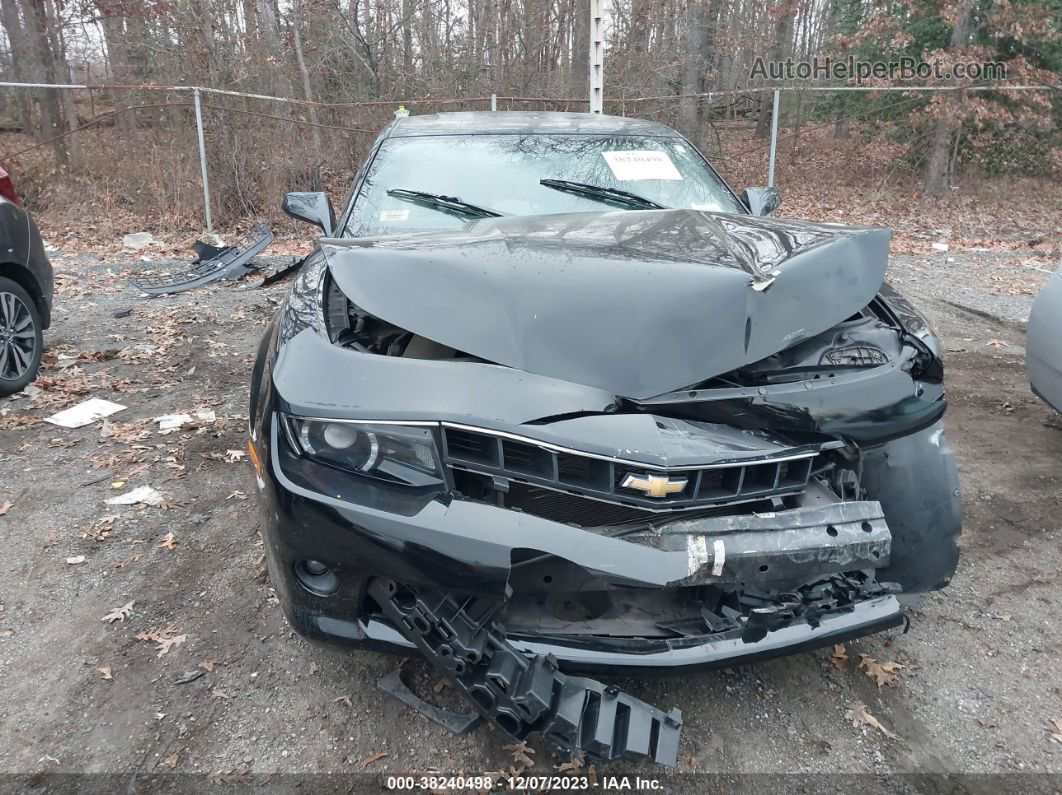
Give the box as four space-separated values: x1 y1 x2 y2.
260 417 906 674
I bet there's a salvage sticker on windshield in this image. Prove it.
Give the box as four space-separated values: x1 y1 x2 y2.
602 150 682 181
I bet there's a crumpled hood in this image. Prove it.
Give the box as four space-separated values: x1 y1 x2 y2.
323 209 890 399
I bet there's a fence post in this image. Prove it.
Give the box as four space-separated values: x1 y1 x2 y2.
589 0 605 113
193 87 213 232
767 88 780 188
491 94 497 111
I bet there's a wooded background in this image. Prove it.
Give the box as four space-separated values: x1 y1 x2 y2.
0 0 1058 232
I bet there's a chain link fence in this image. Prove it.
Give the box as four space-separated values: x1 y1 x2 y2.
0 81 1056 234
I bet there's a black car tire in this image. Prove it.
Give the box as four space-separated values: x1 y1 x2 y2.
0 276 44 396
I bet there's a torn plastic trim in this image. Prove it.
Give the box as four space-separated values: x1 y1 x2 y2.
350 593 905 675
367 579 683 766
640 499 891 587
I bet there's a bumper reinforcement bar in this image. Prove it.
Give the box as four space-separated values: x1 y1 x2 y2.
367 579 683 766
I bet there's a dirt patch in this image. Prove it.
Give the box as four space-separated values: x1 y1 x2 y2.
1 249 1062 785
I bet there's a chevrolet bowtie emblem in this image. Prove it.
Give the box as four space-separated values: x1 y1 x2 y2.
621 473 687 498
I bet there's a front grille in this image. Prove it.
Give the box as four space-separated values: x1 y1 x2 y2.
441 424 817 512
504 483 754 528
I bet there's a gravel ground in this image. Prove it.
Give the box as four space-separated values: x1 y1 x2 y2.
0 245 1060 792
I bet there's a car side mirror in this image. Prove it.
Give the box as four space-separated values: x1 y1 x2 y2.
740 187 781 217
282 191 336 236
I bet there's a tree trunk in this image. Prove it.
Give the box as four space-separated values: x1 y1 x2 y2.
0 0 33 133
754 12 790 139
922 2 974 195
291 0 322 160
679 0 708 141
20 0 67 165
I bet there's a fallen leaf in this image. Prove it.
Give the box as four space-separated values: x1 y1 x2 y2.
557 758 583 774
846 702 899 740
1047 720 1062 744
830 643 849 670
0 501 12 516
333 695 352 708
0 628 15 638
101 600 135 623
135 626 187 657
175 670 204 684
986 339 1008 348
199 658 220 672
211 688 231 700
162 753 178 769
97 666 113 680
307 661 317 676
858 655 907 688
158 533 177 550
224 449 246 463
208 770 251 785
358 752 388 769
978 717 997 729
503 741 536 768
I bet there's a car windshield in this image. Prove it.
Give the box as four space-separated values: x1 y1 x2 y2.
343 133 744 236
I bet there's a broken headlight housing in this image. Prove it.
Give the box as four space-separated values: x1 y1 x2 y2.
282 416 443 488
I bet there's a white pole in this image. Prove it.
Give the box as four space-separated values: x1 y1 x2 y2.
491 93 497 111
589 0 604 113
767 88 780 188
193 87 213 232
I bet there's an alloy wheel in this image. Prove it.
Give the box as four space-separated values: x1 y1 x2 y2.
0 291 36 381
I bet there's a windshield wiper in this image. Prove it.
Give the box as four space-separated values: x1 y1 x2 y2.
539 179 667 210
386 189 504 220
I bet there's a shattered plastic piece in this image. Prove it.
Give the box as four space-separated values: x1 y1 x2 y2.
128 223 273 295
105 486 164 507
259 255 309 287
45 398 127 429
156 410 215 432
368 579 682 766
377 667 482 735
122 232 156 250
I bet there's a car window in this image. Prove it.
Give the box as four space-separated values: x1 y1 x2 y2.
343 134 744 236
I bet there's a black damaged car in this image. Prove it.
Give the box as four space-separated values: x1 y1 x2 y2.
248 112 961 766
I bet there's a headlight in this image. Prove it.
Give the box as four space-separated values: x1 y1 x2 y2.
282 416 443 487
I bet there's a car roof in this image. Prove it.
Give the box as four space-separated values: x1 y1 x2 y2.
387 111 681 138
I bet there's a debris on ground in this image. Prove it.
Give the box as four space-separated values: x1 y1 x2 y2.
105 486 164 507
128 223 273 295
358 752 389 769
122 232 156 250
44 398 126 429
156 410 216 433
